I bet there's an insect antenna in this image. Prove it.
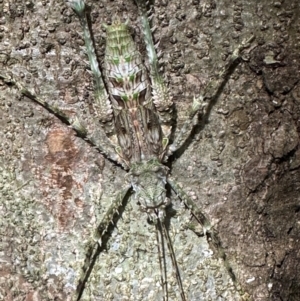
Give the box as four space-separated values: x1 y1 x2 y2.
161 221 187 301
155 217 168 301
153 210 187 301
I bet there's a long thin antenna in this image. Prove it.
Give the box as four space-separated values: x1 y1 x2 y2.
155 216 168 301
161 221 187 301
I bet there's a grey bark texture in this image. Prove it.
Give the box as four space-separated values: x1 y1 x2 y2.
0 0 299 300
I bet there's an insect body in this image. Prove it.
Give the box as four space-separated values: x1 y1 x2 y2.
103 21 170 216
0 0 254 300
69 0 173 219
67 1 250 299
69 2 185 298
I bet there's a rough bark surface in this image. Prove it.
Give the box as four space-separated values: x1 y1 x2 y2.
0 0 299 300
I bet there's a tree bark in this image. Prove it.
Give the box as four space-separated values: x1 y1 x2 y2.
0 0 299 300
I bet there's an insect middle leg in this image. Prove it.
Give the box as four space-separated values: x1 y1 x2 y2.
165 35 255 159
0 71 121 165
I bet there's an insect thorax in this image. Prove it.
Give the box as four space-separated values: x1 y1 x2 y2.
129 159 170 219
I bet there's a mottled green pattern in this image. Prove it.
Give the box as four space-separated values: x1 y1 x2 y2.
0 0 255 300
105 23 151 109
104 22 165 164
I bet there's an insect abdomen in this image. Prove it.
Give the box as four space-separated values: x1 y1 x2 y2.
104 22 151 110
104 22 164 164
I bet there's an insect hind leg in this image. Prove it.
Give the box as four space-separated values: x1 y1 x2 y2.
134 0 174 139
67 0 114 135
76 185 131 301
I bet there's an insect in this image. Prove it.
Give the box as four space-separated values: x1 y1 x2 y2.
0 0 254 300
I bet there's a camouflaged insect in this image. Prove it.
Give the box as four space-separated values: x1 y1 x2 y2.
0 0 254 300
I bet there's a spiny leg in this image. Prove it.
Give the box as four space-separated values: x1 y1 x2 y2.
167 178 238 288
0 72 123 166
134 0 173 139
165 35 255 160
167 177 216 243
66 0 114 135
76 185 131 301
